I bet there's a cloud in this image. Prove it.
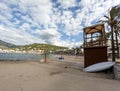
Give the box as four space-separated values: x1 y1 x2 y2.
0 2 12 20
33 28 61 44
18 0 52 27
58 0 76 9
0 25 45 45
19 23 31 31
0 0 119 48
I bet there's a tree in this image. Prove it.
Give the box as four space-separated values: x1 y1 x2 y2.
98 5 120 61
110 5 120 59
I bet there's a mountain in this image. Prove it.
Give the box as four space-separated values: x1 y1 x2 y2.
17 43 68 51
0 40 68 51
0 40 17 48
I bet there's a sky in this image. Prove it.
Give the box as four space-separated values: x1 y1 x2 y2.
0 0 119 48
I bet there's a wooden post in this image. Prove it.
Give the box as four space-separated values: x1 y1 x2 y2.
44 50 47 62
44 53 47 62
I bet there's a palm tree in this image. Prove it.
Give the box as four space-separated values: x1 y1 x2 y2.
110 5 120 59
98 5 120 61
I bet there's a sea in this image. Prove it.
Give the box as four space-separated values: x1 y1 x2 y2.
0 52 52 61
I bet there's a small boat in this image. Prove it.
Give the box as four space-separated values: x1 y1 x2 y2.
58 56 64 60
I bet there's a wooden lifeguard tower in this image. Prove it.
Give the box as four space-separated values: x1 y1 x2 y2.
83 24 108 67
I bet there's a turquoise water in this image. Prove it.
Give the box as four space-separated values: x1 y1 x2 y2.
0 53 51 61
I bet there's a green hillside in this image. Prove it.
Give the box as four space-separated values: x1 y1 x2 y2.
17 43 68 52
0 40 68 51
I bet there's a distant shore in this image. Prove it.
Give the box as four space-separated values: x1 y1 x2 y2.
0 51 43 54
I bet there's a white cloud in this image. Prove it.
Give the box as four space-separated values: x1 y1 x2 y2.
33 28 61 42
18 0 52 26
0 0 119 48
19 23 31 31
56 40 83 48
58 0 76 9
0 2 10 10
0 15 8 23
0 25 45 45
0 2 13 27
0 2 12 20
12 18 20 25
77 0 120 27
31 28 77 47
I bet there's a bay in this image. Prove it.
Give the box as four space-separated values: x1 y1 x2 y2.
0 52 51 61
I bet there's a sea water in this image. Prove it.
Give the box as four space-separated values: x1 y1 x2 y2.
0 53 51 61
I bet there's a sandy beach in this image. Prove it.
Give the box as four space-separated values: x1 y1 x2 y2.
0 55 120 91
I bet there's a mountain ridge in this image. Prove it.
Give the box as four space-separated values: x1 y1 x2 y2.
0 40 68 51
0 40 17 48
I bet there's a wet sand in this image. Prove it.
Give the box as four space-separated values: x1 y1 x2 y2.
0 55 120 91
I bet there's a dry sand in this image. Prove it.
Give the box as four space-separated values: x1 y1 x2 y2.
0 55 120 91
